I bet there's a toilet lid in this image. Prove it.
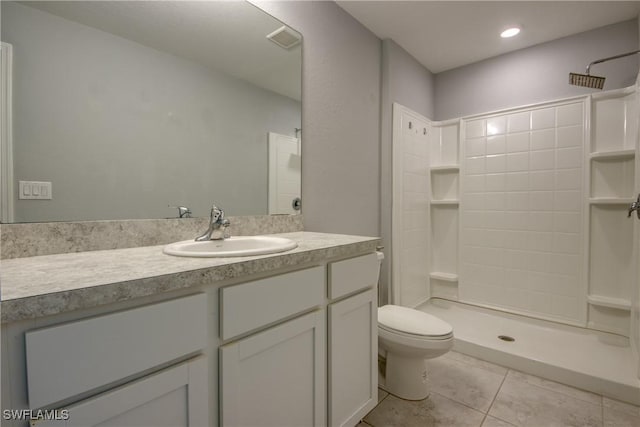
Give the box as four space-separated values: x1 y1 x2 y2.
378 305 453 337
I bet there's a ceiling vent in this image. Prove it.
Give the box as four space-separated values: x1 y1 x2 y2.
266 26 301 50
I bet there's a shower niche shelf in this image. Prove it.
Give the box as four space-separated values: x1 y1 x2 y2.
588 198 634 205
586 295 631 311
591 87 637 153
429 272 458 282
430 165 459 172
589 149 635 160
430 168 459 201
430 200 459 205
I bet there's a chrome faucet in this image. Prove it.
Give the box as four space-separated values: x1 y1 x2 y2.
195 204 230 241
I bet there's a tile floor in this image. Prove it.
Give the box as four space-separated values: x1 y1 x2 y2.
359 351 640 427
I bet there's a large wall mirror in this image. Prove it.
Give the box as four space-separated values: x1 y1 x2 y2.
0 1 302 223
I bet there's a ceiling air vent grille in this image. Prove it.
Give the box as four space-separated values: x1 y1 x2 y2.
267 26 301 50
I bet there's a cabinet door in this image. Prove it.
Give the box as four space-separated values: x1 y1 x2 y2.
329 289 377 427
220 310 326 427
35 357 209 427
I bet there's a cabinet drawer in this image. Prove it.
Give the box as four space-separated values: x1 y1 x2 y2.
26 294 207 410
220 266 324 341
328 253 379 300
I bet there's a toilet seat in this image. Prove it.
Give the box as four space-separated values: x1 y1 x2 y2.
378 305 453 340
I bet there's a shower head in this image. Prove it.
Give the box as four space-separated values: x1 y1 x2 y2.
569 50 640 90
569 72 605 89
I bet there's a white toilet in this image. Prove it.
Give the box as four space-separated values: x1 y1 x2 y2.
375 252 454 401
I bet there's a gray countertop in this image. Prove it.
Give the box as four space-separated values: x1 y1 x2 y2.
1 231 380 323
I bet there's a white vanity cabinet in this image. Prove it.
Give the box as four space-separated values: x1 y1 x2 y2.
219 266 326 427
328 254 379 427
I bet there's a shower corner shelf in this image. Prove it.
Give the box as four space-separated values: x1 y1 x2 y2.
429 272 458 282
430 200 459 206
590 149 635 160
586 295 632 311
588 198 634 205
430 165 459 172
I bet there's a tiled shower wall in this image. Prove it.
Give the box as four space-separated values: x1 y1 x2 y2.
459 101 585 324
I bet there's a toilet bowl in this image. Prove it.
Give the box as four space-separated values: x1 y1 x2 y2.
375 252 454 400
378 305 454 400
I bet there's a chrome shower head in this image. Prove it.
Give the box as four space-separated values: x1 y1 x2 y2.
569 50 640 90
569 72 605 89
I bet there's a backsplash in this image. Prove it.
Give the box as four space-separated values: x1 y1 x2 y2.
0 215 303 259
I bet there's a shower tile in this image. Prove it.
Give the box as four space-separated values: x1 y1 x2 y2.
485 193 506 211
363 393 485 427
506 371 601 406
506 192 529 211
462 228 486 246
464 193 486 210
507 112 531 133
486 173 507 192
553 232 581 254
550 253 580 276
530 129 556 151
554 191 582 212
557 103 583 127
486 154 507 173
531 107 556 130
489 376 602 427
487 136 507 155
555 169 582 191
487 116 507 136
553 212 581 233
506 132 529 153
529 171 555 191
482 416 516 427
505 173 529 192
526 231 553 252
557 126 583 148
467 138 487 157
467 120 486 138
467 156 487 174
506 153 529 172
464 174 486 193
530 150 555 171
503 231 528 250
426 356 506 413
527 212 553 232
529 191 554 211
556 147 583 169
503 212 529 231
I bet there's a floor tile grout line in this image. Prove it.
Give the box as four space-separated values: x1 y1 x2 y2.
430 390 489 417
486 367 510 418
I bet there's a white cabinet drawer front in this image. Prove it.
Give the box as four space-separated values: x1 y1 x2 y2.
26 294 207 410
35 357 209 427
220 266 324 341
329 253 379 300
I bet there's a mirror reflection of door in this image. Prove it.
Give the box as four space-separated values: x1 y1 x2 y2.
268 132 301 215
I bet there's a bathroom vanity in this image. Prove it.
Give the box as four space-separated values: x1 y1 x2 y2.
1 231 380 427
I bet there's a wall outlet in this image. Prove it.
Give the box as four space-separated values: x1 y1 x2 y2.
19 181 52 200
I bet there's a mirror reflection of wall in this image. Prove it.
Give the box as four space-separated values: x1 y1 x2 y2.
0 1 302 223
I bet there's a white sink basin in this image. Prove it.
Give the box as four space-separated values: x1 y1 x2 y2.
163 236 298 258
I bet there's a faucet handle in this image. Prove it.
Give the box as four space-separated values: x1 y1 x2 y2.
210 204 223 221
168 205 192 218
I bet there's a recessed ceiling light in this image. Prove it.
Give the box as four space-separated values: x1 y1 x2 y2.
500 27 521 38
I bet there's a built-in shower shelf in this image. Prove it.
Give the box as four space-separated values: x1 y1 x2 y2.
430 165 459 172
588 198 634 205
429 272 458 282
587 295 632 311
590 149 635 160
431 200 459 205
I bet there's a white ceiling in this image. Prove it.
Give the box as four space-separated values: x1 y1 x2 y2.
336 1 640 73
23 1 302 101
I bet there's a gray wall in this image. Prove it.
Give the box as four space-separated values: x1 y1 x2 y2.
435 19 639 120
253 1 382 237
380 39 435 302
3 2 300 222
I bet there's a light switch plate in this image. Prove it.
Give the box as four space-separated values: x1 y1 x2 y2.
19 181 52 200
